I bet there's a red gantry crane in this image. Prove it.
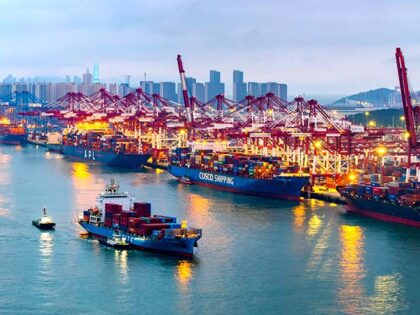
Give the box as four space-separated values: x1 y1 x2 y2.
395 47 419 179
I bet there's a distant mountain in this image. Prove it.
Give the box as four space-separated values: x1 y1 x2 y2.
346 108 404 127
332 88 397 106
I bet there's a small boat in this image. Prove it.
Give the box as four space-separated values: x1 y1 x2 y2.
178 176 193 185
32 208 56 230
99 233 132 250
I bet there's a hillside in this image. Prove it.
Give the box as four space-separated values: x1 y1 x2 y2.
346 108 404 127
332 88 396 106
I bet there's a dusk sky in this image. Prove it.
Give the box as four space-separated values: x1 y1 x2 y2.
0 0 419 98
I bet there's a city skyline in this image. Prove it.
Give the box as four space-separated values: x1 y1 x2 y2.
0 0 419 97
0 68 288 105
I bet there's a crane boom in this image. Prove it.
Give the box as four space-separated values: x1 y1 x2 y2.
395 47 417 148
177 55 192 123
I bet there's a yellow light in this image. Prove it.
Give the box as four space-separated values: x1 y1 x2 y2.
181 219 187 229
376 146 387 156
75 121 108 131
0 117 10 125
400 116 405 121
349 174 356 181
267 109 273 115
365 112 370 116
368 120 376 127
314 141 322 149
179 129 186 135
404 131 410 140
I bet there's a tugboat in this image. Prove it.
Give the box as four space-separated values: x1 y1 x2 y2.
32 208 56 230
98 233 132 250
177 176 193 185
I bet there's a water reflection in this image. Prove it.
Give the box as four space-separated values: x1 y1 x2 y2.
0 153 11 216
39 232 54 257
307 214 322 237
293 204 305 232
338 225 365 314
38 232 54 279
70 163 104 211
187 193 211 226
368 273 407 313
114 250 129 285
176 260 193 289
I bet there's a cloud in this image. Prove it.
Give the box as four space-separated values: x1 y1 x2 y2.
0 0 419 94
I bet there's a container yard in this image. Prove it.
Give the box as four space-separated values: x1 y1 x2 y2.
0 49 417 199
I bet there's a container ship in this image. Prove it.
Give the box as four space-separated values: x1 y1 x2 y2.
0 121 27 145
168 148 310 200
339 178 420 228
79 179 202 258
61 129 150 168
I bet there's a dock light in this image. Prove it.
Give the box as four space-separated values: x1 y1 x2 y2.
267 109 273 115
365 112 370 116
349 174 357 181
179 129 186 135
181 219 187 229
404 131 410 140
314 141 322 149
368 120 376 127
400 116 405 121
376 146 387 156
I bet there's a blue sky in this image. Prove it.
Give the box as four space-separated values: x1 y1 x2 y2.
0 0 419 96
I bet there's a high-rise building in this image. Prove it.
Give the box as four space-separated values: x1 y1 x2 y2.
160 82 177 102
279 84 287 101
152 83 160 95
205 70 224 102
140 81 154 95
83 68 92 86
210 70 221 83
193 83 205 103
248 82 261 97
73 76 82 84
93 64 100 83
233 70 247 102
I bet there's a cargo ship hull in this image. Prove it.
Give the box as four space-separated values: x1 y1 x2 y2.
341 193 420 228
0 134 27 145
46 143 62 153
168 165 309 200
62 145 150 168
79 221 197 258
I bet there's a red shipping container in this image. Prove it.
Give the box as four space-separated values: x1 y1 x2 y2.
141 223 169 230
112 213 121 225
105 203 123 213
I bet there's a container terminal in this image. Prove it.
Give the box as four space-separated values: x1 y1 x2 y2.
0 48 419 209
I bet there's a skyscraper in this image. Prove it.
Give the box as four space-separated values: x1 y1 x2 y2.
160 82 177 102
248 82 261 97
233 70 247 102
93 64 100 83
205 70 224 102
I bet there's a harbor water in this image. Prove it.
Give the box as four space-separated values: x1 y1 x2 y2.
1 145 420 314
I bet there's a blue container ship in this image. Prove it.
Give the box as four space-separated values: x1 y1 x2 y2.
0 124 27 145
168 148 310 201
79 180 202 258
339 182 420 228
59 129 150 168
62 144 150 168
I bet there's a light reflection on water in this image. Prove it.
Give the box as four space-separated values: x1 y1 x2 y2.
339 225 365 314
0 153 11 216
114 250 129 285
176 260 193 289
70 163 105 212
0 145 418 314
